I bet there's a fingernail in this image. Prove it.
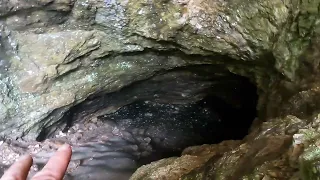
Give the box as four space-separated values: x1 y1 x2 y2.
57 144 70 152
18 154 32 161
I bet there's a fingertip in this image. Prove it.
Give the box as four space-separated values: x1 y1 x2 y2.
18 154 33 162
1 154 33 180
32 143 72 180
57 144 72 152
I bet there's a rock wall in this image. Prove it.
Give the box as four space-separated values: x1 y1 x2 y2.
1 0 320 179
0 0 279 140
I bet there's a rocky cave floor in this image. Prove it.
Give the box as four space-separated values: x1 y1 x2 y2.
0 97 252 180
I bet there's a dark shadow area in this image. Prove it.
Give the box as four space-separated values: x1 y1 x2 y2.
96 75 258 165
34 65 258 180
37 64 258 154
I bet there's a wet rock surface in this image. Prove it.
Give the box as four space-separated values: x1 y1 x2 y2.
0 0 320 179
130 140 242 180
1 98 246 180
0 0 293 140
130 116 300 180
99 99 230 156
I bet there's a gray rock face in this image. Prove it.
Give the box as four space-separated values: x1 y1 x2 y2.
0 28 191 139
0 0 291 140
0 0 248 139
0 0 320 179
0 0 260 140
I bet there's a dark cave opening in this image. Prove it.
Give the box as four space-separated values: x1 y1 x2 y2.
34 65 258 179
98 91 258 166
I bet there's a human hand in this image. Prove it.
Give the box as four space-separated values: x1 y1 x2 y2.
0 144 72 180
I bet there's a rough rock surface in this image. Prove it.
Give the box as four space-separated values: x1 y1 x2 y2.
0 0 320 179
130 140 242 180
1 99 235 180
0 0 286 139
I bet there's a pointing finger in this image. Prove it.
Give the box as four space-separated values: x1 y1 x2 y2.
1 154 33 180
32 144 72 180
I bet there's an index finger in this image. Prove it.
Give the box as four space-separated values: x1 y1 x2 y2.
1 154 33 180
32 144 72 180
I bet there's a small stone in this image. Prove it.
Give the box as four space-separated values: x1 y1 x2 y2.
143 137 151 143
293 134 304 145
268 170 280 178
68 128 75 134
87 123 97 130
132 128 139 135
112 127 120 135
262 175 272 180
141 151 152 157
139 129 145 135
135 136 144 143
91 117 98 123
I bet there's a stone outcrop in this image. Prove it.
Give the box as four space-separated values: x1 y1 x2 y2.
1 0 320 179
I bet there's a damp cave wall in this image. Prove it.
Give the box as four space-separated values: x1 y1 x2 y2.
1 0 320 179
0 0 319 172
36 64 259 143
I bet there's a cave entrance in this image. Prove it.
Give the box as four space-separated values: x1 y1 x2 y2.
36 65 258 179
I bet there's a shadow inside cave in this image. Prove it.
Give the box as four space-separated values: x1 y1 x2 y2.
1 65 258 180
57 66 258 179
